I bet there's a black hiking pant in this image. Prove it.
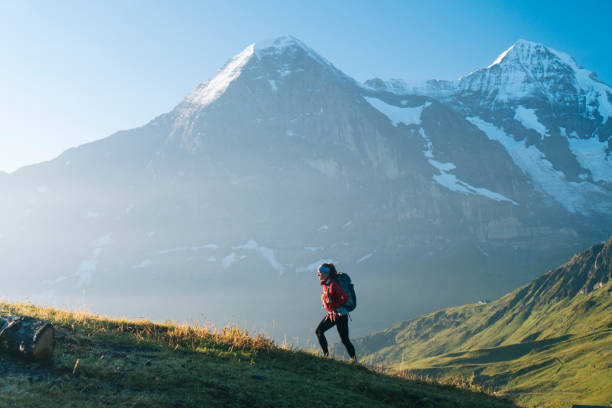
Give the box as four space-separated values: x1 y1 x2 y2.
315 314 355 358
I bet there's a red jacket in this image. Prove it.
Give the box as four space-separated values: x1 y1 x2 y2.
321 279 348 314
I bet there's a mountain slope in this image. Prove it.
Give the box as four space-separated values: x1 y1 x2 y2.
0 301 516 408
354 237 612 407
0 36 610 343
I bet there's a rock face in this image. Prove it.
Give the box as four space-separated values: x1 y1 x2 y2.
0 36 610 340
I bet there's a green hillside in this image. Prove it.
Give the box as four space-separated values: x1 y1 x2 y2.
0 302 515 408
355 237 612 408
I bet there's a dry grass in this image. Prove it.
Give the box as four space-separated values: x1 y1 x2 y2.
0 301 518 407
0 301 276 355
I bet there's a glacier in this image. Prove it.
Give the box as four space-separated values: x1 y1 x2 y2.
468 117 607 214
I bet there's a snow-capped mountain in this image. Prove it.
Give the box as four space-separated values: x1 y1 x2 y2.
366 39 612 122
365 39 612 216
1 36 610 341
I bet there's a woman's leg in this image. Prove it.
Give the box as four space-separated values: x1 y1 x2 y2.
335 315 356 358
315 315 335 355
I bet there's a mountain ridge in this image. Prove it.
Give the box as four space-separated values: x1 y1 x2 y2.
1 35 610 343
354 237 612 407
365 39 612 116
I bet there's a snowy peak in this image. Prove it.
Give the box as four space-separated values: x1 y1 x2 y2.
176 35 325 109
253 35 351 82
254 35 311 56
365 39 612 123
487 39 560 69
167 35 359 144
479 39 612 121
254 35 330 67
176 36 351 116
487 39 603 82
181 43 255 110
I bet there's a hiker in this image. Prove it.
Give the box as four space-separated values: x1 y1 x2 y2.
315 262 356 362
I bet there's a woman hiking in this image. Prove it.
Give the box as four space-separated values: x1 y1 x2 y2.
315 262 356 363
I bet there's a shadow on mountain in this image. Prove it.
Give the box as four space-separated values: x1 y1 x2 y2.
440 335 572 365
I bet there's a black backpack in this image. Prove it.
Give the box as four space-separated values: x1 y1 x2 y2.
336 273 357 312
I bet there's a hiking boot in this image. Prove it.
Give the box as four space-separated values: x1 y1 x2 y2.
349 356 357 364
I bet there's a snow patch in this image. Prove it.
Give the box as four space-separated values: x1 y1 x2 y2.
307 158 339 178
343 221 352 229
420 128 518 205
74 259 96 287
74 233 113 288
36 185 49 193
222 253 236 268
42 276 67 285
234 240 259 250
268 79 277 91
188 44 254 106
318 225 329 231
93 233 113 247
156 244 219 255
181 43 255 112
133 259 152 269
233 240 285 275
476 245 489 257
356 253 373 264
567 136 612 183
364 97 431 126
84 211 101 219
514 106 548 137
304 246 323 251
194 244 220 250
488 42 517 68
432 171 518 204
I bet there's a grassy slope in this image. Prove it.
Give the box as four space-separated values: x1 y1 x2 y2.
0 302 516 408
356 239 612 408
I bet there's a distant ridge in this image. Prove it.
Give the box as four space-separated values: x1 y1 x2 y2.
355 237 612 407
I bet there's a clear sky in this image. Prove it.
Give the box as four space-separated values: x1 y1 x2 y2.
1 0 611 173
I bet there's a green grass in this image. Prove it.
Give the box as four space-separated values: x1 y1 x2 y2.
405 329 612 408
0 302 517 408
355 239 612 408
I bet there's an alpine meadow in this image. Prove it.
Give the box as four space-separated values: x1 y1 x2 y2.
1 2 612 407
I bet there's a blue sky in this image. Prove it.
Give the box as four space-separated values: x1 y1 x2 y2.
1 0 611 173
